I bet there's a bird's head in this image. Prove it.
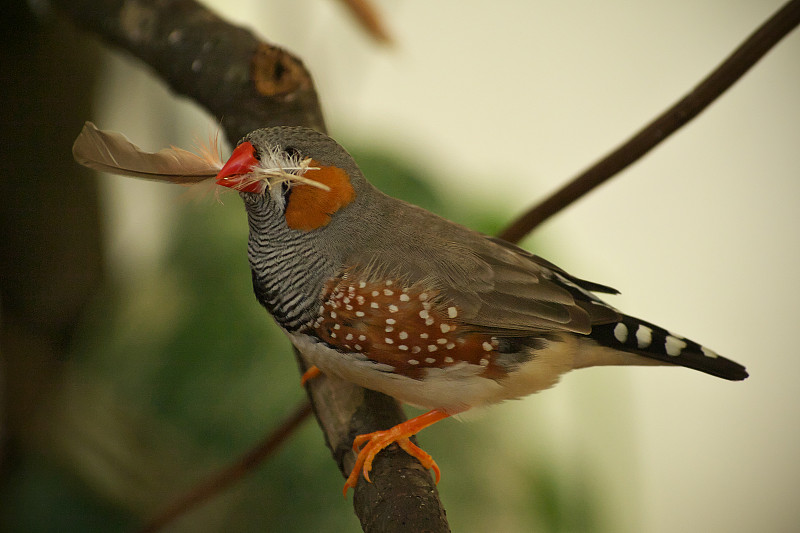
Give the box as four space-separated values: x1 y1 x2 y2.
215 127 368 232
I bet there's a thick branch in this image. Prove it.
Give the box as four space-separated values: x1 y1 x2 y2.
54 0 324 139
499 0 800 243
296 355 449 532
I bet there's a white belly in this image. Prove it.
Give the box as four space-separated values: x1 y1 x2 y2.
287 331 580 414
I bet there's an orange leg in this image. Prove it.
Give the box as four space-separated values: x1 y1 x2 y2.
343 409 450 496
300 365 322 386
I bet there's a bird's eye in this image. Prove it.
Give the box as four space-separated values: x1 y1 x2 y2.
284 146 301 158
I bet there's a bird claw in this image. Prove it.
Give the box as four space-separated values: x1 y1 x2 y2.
342 409 449 496
300 365 322 386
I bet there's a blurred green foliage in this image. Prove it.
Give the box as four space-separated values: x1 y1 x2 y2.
0 146 605 532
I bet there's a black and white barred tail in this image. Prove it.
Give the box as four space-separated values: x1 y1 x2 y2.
590 315 748 381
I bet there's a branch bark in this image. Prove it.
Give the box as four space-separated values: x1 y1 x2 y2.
53 0 449 530
54 0 324 139
296 357 449 532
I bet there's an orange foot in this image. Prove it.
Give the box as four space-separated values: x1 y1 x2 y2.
300 365 322 386
343 409 451 496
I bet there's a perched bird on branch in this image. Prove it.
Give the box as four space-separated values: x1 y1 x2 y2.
74 122 748 495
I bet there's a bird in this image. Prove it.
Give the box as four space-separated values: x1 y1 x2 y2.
72 122 748 496
211 126 748 494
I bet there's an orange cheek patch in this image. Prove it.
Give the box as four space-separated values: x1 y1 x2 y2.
284 160 356 231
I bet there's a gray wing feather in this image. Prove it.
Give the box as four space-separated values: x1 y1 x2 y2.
373 201 618 334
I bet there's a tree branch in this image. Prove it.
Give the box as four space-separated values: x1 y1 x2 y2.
499 0 800 244
338 0 393 43
54 0 324 138
138 401 313 533
296 356 449 532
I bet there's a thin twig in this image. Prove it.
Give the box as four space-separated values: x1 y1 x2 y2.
338 0 393 43
499 0 800 244
138 401 313 533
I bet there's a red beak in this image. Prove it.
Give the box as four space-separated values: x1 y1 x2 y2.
215 141 262 192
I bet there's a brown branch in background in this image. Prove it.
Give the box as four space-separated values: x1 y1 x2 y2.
499 0 800 244
138 401 313 533
53 0 448 530
338 0 393 43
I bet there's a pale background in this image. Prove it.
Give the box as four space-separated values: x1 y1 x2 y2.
93 1 799 531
